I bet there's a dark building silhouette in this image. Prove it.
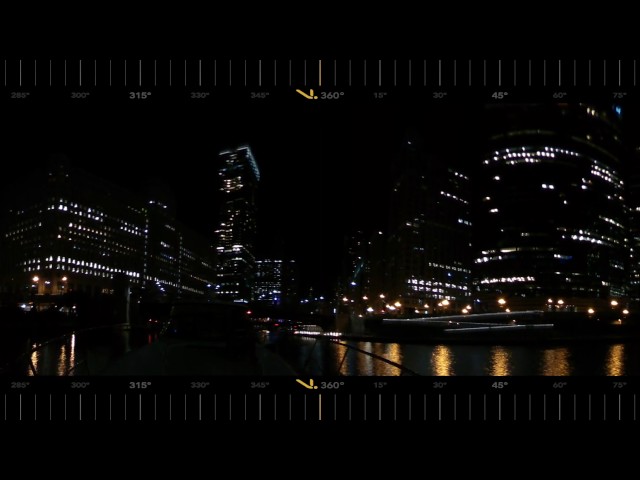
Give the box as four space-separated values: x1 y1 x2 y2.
385 135 472 312
0 156 215 300
475 103 628 312
254 259 298 306
215 146 260 303
354 133 472 316
340 230 387 316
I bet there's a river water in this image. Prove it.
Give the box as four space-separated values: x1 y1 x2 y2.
3 328 640 376
269 334 640 376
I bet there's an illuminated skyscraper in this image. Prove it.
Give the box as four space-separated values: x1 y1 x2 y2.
215 146 260 302
384 134 472 312
475 104 628 311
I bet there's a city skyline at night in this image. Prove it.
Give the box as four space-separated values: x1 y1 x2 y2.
2 100 640 309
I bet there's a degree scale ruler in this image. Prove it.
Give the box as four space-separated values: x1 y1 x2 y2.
1 377 638 424
0 57 635 100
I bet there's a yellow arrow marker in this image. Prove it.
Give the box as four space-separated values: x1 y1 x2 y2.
296 378 319 390
295 88 318 100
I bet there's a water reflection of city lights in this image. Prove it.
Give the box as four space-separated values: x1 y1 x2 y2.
334 342 349 374
29 344 40 376
605 344 624 376
431 345 454 376
541 348 571 376
489 346 511 376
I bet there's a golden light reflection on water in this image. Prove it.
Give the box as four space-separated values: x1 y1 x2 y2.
431 345 454 376
334 342 349 374
337 342 405 376
356 342 374 376
69 334 76 371
374 343 403 376
56 334 77 375
29 344 40 376
541 348 571 376
605 344 625 376
385 343 402 369
57 345 67 375
489 346 511 376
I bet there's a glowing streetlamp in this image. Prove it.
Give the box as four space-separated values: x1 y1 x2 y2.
394 301 402 308
379 294 385 299
588 308 595 314
623 309 629 315
497 298 506 305
462 308 469 314
362 295 368 301
61 276 68 282
557 299 564 305
342 297 348 302
32 275 39 282
611 300 619 306
441 299 450 306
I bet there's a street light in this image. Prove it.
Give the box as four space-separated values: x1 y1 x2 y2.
394 301 402 308
498 298 506 305
588 308 595 314
32 275 39 282
611 300 619 306
557 299 564 305
379 294 385 299
623 309 629 315
61 276 68 282
441 299 450 306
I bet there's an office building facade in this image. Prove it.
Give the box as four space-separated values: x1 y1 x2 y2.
215 146 260 302
474 103 628 311
382 134 472 313
0 156 215 300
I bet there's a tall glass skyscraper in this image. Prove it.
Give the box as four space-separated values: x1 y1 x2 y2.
215 146 260 303
474 103 628 312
